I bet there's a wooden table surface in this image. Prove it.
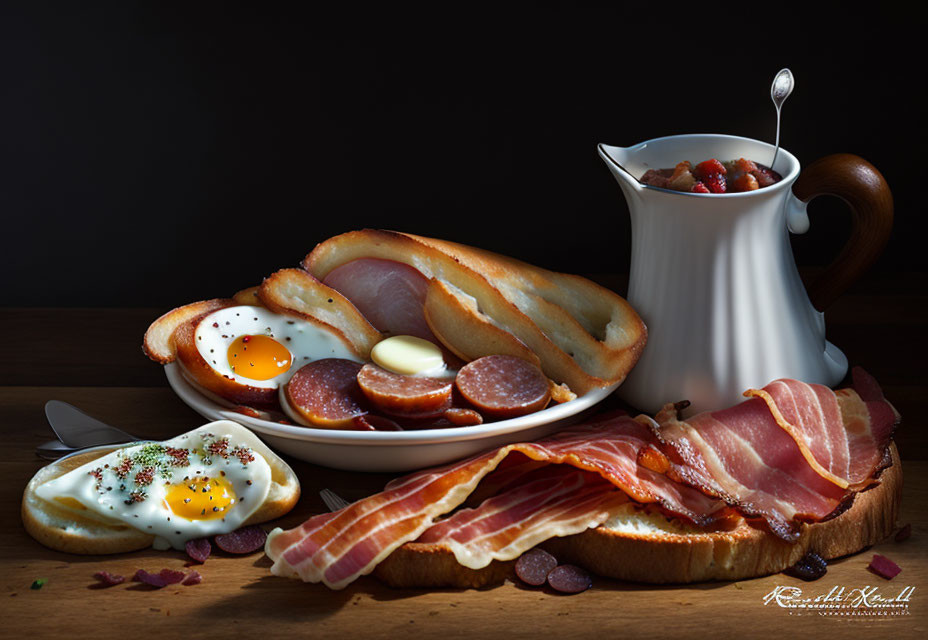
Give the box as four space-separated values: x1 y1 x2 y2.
2 273 926 638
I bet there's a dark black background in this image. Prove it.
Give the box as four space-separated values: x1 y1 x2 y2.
3 3 924 307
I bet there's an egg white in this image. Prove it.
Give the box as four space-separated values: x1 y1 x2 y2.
35 429 272 550
194 305 361 389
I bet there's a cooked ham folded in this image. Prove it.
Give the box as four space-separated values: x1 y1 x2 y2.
264 370 898 588
265 414 728 589
643 368 898 541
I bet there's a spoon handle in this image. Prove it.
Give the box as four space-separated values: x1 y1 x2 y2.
772 107 783 167
770 68 794 168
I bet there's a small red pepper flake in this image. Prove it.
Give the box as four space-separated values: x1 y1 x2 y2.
89 468 104 489
124 489 147 505
134 466 155 486
867 554 902 580
113 457 133 480
232 446 255 465
164 447 190 467
207 438 230 458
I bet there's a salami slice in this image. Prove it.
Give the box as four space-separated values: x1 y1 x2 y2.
133 568 186 588
214 525 267 554
357 364 453 415
454 355 551 419
284 359 366 427
515 548 558 586
92 570 126 587
546 564 592 594
182 570 202 586
185 537 211 564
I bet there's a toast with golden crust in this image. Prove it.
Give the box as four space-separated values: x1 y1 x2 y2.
299 230 647 394
373 445 901 587
143 298 234 364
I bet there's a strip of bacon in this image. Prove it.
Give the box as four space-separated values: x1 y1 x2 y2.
418 465 629 569
644 368 898 541
744 367 897 489
265 414 728 589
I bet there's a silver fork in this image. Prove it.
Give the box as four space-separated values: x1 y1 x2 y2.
319 488 351 512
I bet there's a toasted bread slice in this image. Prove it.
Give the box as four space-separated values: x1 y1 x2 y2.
22 421 300 555
258 268 383 360
22 447 156 555
374 444 901 587
232 286 263 306
143 298 235 364
302 230 647 394
423 279 542 368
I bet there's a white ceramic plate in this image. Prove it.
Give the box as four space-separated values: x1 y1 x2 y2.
165 363 618 472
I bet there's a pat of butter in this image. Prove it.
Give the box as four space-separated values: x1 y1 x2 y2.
371 335 445 376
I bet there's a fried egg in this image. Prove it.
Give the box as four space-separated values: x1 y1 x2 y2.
35 426 271 550
173 304 363 407
195 305 360 388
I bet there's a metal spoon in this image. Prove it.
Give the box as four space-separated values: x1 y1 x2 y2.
770 68 794 169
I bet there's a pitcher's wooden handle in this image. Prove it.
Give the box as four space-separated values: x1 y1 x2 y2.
792 153 893 311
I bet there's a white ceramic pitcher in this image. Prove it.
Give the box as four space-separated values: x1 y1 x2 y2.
599 134 892 414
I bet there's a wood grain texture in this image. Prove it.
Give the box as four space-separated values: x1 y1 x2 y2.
0 286 925 637
2 457 924 638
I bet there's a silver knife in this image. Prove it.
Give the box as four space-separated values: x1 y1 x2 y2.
44 400 141 449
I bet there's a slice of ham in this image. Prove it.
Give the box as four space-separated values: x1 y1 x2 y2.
264 414 728 589
322 258 436 342
644 368 898 541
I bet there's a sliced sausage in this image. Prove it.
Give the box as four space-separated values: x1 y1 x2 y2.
352 414 404 431
454 355 551 419
214 525 267 554
284 358 366 428
357 364 453 415
443 407 484 427
546 564 592 594
515 548 558 586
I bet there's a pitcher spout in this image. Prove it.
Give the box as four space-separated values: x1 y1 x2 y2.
598 143 643 192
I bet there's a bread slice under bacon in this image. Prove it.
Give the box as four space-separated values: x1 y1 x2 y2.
299 230 647 394
373 444 902 588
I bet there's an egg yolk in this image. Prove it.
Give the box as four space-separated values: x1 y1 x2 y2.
164 475 236 521
227 334 292 381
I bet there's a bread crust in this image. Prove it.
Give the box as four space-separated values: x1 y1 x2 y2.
143 298 235 364
258 268 382 360
423 279 542 367
22 448 156 555
22 423 300 555
374 444 901 588
303 230 647 394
